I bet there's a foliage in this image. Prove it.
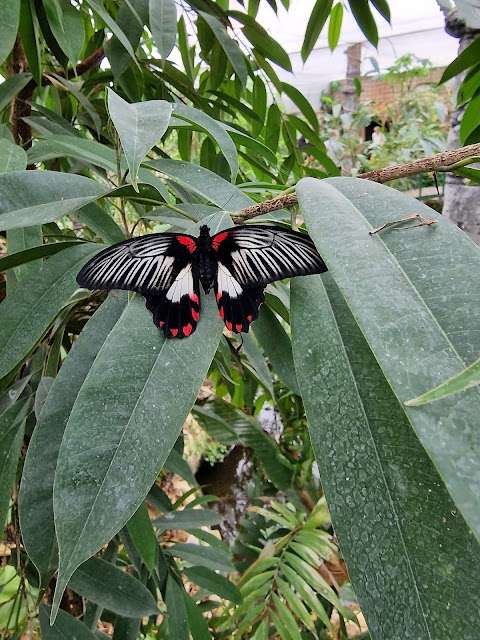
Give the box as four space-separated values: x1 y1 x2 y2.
319 55 450 188
0 2 479 640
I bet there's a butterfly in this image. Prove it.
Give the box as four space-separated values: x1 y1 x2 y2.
77 224 327 338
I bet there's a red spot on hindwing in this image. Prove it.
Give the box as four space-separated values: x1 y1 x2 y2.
235 324 243 332
247 315 253 322
212 231 228 251
216 292 222 302
192 309 200 322
218 307 224 319
170 328 178 337
159 321 165 327
190 292 199 304
225 321 233 331
183 323 193 336
176 236 196 254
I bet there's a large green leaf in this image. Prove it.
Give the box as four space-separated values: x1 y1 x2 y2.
0 139 27 172
39 604 97 640
0 170 110 230
184 566 242 603
43 0 84 67
0 0 20 65
301 0 333 62
0 73 32 113
19 294 127 583
85 0 139 67
172 104 239 180
145 159 253 210
149 0 177 61
126 502 158 571
440 37 480 84
107 89 173 190
69 556 159 617
166 576 189 640
198 11 248 89
252 304 299 395
292 274 480 640
27 135 118 171
0 400 30 532
51 217 228 620
348 0 378 46
0 243 100 380
406 356 480 406
6 224 42 286
297 177 480 540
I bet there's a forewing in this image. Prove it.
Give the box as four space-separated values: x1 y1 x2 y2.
145 263 201 338
76 233 197 295
214 262 265 334
211 225 327 287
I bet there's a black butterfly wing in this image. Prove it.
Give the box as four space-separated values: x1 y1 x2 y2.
144 263 201 338
77 233 202 338
211 225 326 334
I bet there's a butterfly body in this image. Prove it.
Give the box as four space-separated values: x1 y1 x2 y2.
77 224 327 338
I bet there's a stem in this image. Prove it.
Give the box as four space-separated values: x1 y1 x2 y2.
232 143 480 222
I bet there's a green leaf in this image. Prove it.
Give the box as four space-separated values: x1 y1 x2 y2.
292 273 480 639
0 0 20 65
271 592 303 640
0 401 29 531
27 135 118 172
6 225 42 286
0 73 32 113
172 103 239 180
104 0 149 79
69 556 159 617
297 176 480 541
154 508 222 531
252 75 267 136
275 576 315 632
169 543 234 573
166 576 189 640
184 566 242 603
75 203 126 245
51 249 226 621
406 356 480 406
301 0 333 62
281 83 319 133
440 37 480 84
229 11 292 72
145 159 253 210
0 139 27 172
85 0 139 68
0 243 99 381
252 50 282 92
371 0 390 22
0 241 82 273
460 89 480 144
198 11 248 89
183 592 211 640
241 332 274 397
149 0 177 60
39 604 97 640
194 399 292 490
108 89 173 190
328 3 343 51
0 170 110 230
178 14 195 82
252 305 299 395
19 294 127 583
348 0 378 46
126 502 158 571
265 104 281 152
43 0 84 67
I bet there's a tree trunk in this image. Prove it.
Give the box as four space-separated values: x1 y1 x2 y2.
442 11 480 244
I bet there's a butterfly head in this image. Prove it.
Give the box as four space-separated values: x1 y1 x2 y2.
199 225 211 237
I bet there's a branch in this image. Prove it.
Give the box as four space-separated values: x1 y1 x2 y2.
232 143 480 222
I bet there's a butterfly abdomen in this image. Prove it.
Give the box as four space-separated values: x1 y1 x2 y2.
198 252 215 294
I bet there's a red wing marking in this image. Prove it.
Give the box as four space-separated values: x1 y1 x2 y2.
235 324 243 332
190 292 199 304
159 321 165 327
170 328 178 337
216 292 222 302
218 307 224 319
176 236 197 254
225 321 233 331
212 231 228 251
247 315 252 322
192 309 200 322
183 323 193 337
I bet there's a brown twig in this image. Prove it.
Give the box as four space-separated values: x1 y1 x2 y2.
232 143 480 222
